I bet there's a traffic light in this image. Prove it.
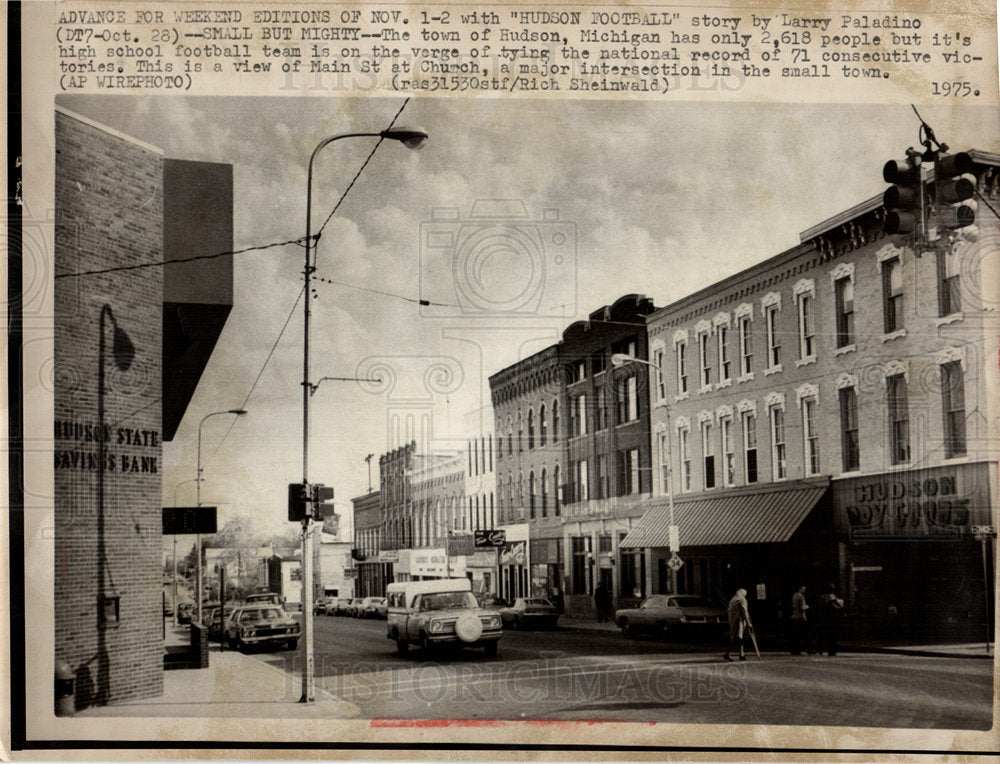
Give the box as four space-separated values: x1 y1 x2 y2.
288 482 309 522
931 151 976 232
883 153 924 235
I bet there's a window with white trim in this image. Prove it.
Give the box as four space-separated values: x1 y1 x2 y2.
839 387 860 472
742 411 758 484
941 361 966 458
676 339 688 395
769 404 787 480
658 431 670 494
718 323 732 382
765 304 781 370
835 276 855 348
573 458 589 502
701 420 716 489
699 330 712 388
887 373 910 464
617 375 638 423
678 425 692 493
736 306 754 378
618 448 640 495
596 453 609 499
937 249 962 317
802 396 820 476
653 347 666 402
882 256 904 333
720 415 735 487
798 291 815 360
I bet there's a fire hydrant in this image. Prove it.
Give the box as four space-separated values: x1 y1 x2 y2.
55 660 75 716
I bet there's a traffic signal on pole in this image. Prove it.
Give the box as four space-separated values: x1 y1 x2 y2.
288 482 309 522
883 154 924 235
931 151 976 231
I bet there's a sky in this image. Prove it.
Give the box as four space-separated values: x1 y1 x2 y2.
56 95 1000 542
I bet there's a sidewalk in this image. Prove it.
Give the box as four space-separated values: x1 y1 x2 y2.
79 624 359 718
560 615 995 659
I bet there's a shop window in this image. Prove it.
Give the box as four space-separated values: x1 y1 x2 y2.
571 536 591 595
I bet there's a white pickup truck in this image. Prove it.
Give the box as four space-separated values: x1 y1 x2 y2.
386 578 502 656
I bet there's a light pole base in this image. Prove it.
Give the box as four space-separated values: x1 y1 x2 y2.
299 694 315 703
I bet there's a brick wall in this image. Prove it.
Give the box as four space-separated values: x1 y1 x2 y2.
54 111 164 708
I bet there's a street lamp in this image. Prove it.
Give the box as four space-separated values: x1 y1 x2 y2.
196 408 248 625
299 125 427 703
611 353 680 587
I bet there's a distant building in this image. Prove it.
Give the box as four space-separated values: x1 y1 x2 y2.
352 489 385 597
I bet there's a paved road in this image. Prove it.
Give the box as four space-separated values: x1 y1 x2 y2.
248 614 992 728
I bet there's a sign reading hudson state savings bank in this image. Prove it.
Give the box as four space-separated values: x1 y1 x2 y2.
831 462 992 539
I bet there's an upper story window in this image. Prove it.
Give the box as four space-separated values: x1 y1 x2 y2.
551 399 559 443
941 359 966 458
571 359 586 383
735 303 753 379
882 256 904 334
517 411 524 452
677 421 692 493
616 375 638 423
570 394 587 437
719 410 735 487
837 376 860 472
767 393 787 480
596 387 608 431
938 248 962 317
539 404 547 446
794 279 816 362
596 453 609 499
652 345 666 402
700 417 716 490
618 448 640 495
613 336 638 359
832 263 855 350
886 370 910 465
527 408 535 450
741 408 758 484
507 416 513 456
673 329 689 397
797 384 820 476
762 292 782 373
697 321 713 390
592 350 607 376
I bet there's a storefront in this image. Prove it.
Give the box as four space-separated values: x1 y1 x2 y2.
391 548 467 582
530 537 563 603
831 461 996 642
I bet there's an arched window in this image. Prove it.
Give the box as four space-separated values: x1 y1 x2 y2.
529 471 536 518
528 409 535 450
552 400 560 443
517 412 524 452
554 465 562 515
507 416 513 456
518 472 524 511
541 467 548 517
539 404 548 446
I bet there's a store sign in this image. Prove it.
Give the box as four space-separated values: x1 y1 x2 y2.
832 464 989 539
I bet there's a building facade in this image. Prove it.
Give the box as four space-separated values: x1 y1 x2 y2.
54 107 233 709
352 489 385 597
626 152 1000 641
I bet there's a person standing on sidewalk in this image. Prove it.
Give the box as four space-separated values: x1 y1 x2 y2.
789 584 813 655
816 583 845 656
594 582 613 622
725 588 752 662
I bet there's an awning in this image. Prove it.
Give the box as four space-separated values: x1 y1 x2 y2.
620 480 829 549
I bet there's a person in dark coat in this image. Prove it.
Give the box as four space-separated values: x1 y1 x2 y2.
725 588 753 661
594 583 613 622
815 583 845 656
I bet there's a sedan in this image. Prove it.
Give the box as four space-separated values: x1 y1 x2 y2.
499 598 560 630
615 595 726 639
363 597 388 619
225 605 301 652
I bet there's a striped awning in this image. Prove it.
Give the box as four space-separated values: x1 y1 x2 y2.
620 481 829 549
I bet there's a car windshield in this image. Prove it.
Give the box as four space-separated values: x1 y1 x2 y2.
419 591 477 611
525 599 551 607
241 608 282 622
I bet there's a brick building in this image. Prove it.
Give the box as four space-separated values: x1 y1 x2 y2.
624 151 1000 641
351 489 384 597
54 107 232 709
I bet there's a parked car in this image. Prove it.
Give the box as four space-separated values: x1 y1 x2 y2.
206 605 235 642
364 597 388 619
347 597 367 617
224 605 301 652
386 578 501 656
499 598 559 630
246 591 285 608
615 595 726 639
475 593 508 610
176 602 194 624
313 597 330 615
330 597 353 616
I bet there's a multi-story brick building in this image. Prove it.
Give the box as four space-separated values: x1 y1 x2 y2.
54 107 233 708
352 489 385 597
489 295 658 614
625 151 1000 641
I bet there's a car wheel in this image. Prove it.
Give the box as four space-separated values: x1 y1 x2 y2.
619 619 632 638
419 632 432 653
511 616 520 630
235 638 246 653
484 641 498 657
395 636 408 654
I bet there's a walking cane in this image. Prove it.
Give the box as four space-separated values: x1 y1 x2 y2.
748 624 762 660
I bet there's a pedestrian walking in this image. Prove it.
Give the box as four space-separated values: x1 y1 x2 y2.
594 583 613 622
815 582 845 656
551 586 564 615
788 584 813 655
724 588 753 662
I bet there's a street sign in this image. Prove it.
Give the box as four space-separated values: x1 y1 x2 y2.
971 525 996 536
666 554 684 572
162 506 217 535
474 529 506 547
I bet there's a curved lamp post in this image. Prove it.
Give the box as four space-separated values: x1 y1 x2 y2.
611 353 680 589
195 408 248 625
299 126 427 703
